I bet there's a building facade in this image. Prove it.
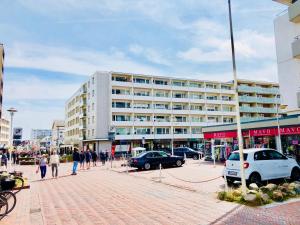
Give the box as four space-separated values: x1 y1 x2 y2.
64 71 280 152
0 118 10 148
31 129 52 141
273 0 300 111
51 120 65 149
0 44 4 119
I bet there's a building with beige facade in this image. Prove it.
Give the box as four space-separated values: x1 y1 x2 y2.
51 120 65 149
64 71 280 152
0 117 10 148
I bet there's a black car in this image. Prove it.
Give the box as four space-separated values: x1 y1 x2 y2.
173 147 200 160
129 151 185 170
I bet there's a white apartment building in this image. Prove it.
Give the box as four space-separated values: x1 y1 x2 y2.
273 0 300 111
0 118 10 147
51 120 65 149
65 71 280 152
31 129 52 141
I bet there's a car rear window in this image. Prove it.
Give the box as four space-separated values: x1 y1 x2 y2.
228 152 248 161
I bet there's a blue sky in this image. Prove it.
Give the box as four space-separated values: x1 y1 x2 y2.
0 0 286 138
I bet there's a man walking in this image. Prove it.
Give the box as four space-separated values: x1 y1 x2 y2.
49 150 60 178
72 148 80 175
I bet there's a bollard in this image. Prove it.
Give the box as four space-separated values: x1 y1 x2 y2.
159 163 162 182
224 173 229 192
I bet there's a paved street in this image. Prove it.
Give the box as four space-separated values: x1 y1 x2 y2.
1 162 300 225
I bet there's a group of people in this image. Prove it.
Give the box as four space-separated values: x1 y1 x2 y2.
72 149 110 175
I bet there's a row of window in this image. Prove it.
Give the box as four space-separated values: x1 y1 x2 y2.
114 127 203 135
111 102 234 111
112 115 234 123
112 89 233 101
112 76 232 90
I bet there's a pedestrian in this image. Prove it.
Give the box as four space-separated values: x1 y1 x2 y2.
49 150 60 178
85 150 91 169
36 155 47 180
1 150 8 169
105 151 109 162
92 150 97 167
72 148 80 175
79 150 85 170
100 152 106 166
12 151 16 165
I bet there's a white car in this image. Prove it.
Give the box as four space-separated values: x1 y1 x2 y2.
224 148 300 185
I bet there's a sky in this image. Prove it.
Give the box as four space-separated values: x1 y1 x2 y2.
0 0 286 139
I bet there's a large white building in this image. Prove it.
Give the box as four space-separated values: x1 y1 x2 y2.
273 0 300 111
31 129 52 141
65 71 280 152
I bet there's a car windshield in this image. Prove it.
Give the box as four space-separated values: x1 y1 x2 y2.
228 152 248 161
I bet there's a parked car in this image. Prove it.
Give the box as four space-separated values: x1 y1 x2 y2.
129 151 185 170
173 147 200 160
223 148 300 185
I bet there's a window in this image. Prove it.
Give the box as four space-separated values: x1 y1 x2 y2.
228 153 248 161
173 104 185 110
207 95 218 100
155 91 169 97
222 96 232 101
133 103 150 109
112 89 130 95
206 84 217 89
134 90 150 96
116 128 131 135
173 93 186 98
190 93 202 99
190 82 203 88
92 90 95 97
134 128 151 135
112 115 131 121
133 78 150 84
221 85 231 90
134 115 151 122
154 115 169 122
154 80 168 85
155 128 170 134
254 151 269 161
191 116 203 122
267 150 286 160
173 81 185 86
92 129 95 136
174 116 187 122
191 127 201 134
174 128 188 134
112 102 131 108
190 104 203 111
92 77 95 84
92 103 95 111
154 103 169 109
113 76 129 82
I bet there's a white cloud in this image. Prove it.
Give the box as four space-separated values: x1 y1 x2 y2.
6 42 164 76
129 44 171 66
4 76 80 100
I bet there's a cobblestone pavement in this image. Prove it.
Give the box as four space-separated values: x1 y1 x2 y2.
1 162 300 225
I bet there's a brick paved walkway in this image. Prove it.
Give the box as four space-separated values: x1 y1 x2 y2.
1 163 300 225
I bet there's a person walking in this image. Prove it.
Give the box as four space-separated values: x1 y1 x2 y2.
1 150 8 169
79 150 85 170
12 151 16 165
49 150 60 178
72 148 80 175
37 155 47 180
100 152 106 166
105 151 109 162
92 150 97 167
85 150 91 169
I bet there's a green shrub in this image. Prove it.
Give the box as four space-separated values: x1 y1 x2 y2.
217 191 226 200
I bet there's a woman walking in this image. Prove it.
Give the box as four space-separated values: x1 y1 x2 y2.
100 152 106 166
49 150 60 178
37 155 47 180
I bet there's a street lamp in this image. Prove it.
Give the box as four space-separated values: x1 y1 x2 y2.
7 107 17 165
228 0 247 194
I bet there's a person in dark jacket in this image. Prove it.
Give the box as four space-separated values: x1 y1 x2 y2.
85 150 91 169
92 150 97 166
100 152 106 166
72 149 80 175
79 150 85 170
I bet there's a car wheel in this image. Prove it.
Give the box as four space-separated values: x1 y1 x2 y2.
193 155 199 160
176 160 182 167
291 167 300 181
144 163 151 170
249 173 262 186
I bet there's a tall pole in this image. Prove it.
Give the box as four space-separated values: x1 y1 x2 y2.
228 0 247 194
276 93 283 154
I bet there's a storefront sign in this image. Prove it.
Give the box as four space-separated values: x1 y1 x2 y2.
250 126 300 137
204 131 248 139
292 140 299 145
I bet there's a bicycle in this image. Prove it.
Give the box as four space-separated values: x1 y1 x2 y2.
0 176 24 218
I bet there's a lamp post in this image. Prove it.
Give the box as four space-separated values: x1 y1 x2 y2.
228 0 247 194
7 107 17 165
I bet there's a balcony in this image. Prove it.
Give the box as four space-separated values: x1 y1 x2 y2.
79 112 87 118
238 86 279 95
240 106 277 114
239 96 280 104
79 124 87 130
239 106 258 113
289 0 300 23
240 117 266 123
292 37 300 59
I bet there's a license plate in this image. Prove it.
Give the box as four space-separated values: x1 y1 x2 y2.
228 171 237 176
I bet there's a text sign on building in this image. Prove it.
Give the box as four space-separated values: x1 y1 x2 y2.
250 126 300 137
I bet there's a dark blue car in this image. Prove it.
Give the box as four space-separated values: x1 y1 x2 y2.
129 151 185 170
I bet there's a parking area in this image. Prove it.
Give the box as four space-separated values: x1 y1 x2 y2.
111 158 226 195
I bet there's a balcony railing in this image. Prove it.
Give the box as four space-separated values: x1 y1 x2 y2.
238 86 279 94
240 106 277 114
239 96 280 104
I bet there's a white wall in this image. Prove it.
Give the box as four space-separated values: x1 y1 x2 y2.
274 13 300 110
